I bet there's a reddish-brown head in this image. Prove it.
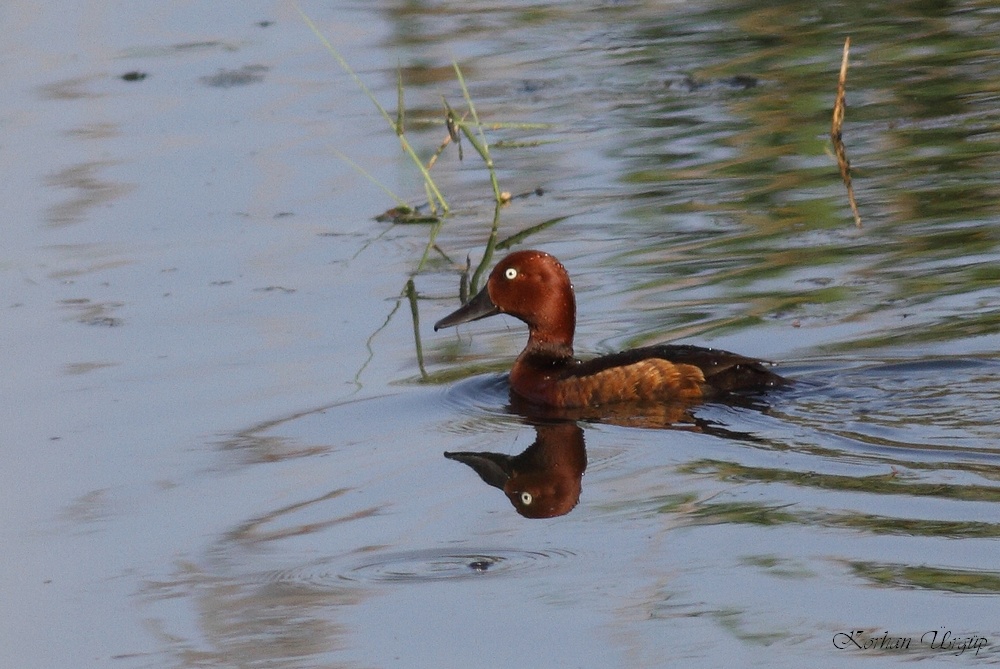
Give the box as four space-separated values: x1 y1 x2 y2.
485 250 576 348
435 250 577 350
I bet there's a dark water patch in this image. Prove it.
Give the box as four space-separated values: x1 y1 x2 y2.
63 361 118 375
665 74 761 93
44 161 136 227
37 76 102 101
200 65 268 88
117 41 237 59
59 298 125 327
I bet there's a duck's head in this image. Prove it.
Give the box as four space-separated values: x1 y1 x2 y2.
434 250 577 349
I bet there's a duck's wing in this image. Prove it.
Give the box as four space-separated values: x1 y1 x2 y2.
571 344 786 393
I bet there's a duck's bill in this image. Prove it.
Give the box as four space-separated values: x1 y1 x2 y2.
433 286 501 330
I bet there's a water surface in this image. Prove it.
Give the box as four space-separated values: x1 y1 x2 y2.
3 1 1000 667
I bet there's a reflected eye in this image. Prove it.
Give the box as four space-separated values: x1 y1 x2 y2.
504 268 518 280
520 492 533 505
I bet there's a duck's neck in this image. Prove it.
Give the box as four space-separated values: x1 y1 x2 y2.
523 336 574 362
525 288 575 360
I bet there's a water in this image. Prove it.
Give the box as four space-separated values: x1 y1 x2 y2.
3 1 1000 667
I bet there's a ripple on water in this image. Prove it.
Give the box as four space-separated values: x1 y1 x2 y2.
260 548 574 587
784 356 1000 460
437 374 520 433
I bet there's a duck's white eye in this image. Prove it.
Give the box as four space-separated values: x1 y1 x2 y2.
504 267 518 280
520 492 533 505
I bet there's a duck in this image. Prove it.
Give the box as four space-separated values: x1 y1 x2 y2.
434 250 786 408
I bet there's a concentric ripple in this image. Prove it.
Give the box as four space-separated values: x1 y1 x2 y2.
440 374 511 413
255 548 575 590
342 547 575 583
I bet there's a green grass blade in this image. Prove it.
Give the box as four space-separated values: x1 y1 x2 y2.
452 61 503 203
330 148 410 208
297 4 448 212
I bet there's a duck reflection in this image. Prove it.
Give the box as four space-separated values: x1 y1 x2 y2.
446 422 587 519
508 392 702 429
445 388 779 518
508 390 775 436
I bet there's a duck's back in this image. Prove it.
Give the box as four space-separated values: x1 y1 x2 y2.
538 344 784 406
